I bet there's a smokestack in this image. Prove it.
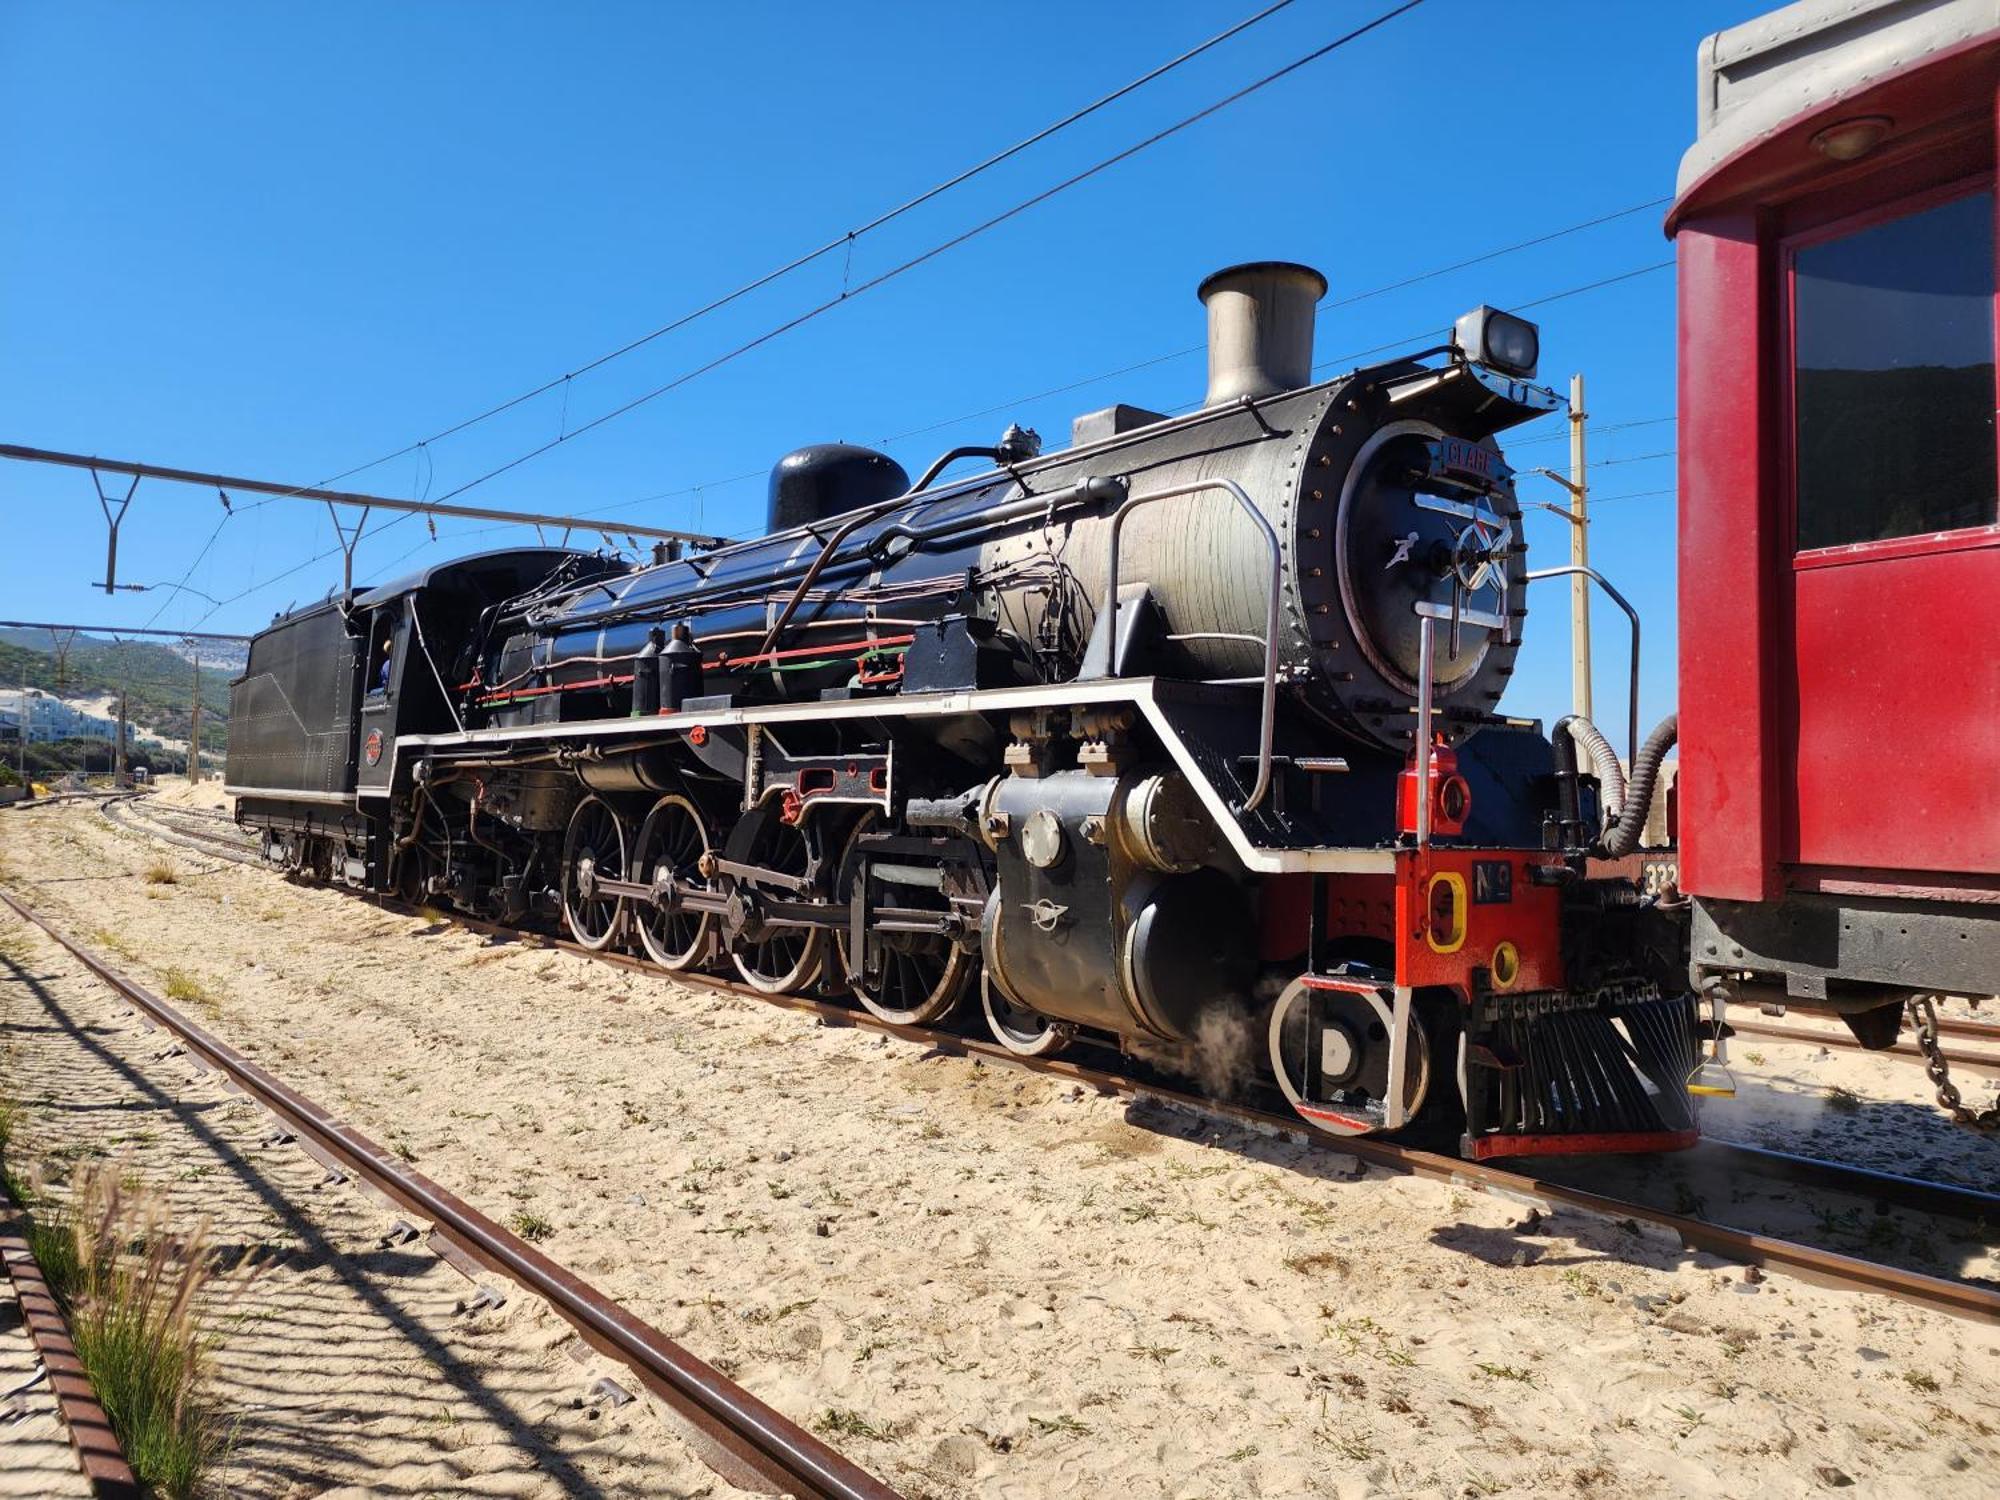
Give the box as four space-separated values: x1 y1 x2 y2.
1197 261 1327 407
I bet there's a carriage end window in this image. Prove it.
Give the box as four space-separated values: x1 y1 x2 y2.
1793 190 1997 552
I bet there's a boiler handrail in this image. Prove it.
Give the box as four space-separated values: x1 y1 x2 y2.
1523 564 1640 769
1104 477 1281 814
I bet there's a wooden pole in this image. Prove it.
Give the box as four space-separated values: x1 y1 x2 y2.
1567 372 1593 725
188 654 202 783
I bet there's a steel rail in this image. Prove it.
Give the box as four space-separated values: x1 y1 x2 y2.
0 1187 141 1499
87 805 2000 1324
1732 1015 2000 1074
97 798 260 867
1694 1139 2000 1225
349 901 2000 1325
0 888 904 1500
1736 1012 2000 1048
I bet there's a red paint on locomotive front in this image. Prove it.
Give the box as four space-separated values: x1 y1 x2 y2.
1391 849 1565 997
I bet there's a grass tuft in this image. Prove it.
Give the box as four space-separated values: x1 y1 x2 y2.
814 1407 890 1441
507 1210 555 1244
142 862 180 886
19 1162 226 1498
1027 1412 1091 1437
1283 1249 1350 1276
0 1094 29 1207
1824 1085 1864 1114
159 969 218 1016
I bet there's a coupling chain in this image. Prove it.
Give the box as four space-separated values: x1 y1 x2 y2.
1908 994 2000 1129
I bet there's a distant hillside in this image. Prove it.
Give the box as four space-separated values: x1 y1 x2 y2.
0 630 231 756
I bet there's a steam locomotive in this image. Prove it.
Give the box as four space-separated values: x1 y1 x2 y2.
226 262 1696 1160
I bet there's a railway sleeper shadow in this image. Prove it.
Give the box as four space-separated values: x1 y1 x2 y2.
0 944 619 1500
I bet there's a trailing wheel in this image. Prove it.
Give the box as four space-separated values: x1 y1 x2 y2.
631 794 715 971
729 816 825 995
562 796 629 951
834 811 972 1026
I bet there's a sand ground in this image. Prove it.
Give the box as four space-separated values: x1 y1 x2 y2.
0 898 763 1500
0 1258 93 1499
2 790 1997 1499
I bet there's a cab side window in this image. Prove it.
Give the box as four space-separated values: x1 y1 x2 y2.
1791 189 1997 551
368 622 395 696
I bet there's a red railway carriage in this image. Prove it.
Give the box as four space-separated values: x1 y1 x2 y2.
1672 0 2000 1044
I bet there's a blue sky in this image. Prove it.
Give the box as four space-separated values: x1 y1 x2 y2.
0 0 1761 742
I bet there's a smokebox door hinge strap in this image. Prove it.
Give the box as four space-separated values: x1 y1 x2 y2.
91 469 141 593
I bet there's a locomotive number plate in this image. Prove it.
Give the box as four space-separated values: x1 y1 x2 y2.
1472 860 1513 904
1428 436 1507 490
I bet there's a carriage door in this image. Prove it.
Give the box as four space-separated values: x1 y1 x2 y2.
1783 181 2000 879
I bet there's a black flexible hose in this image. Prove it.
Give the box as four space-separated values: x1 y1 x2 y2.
1595 713 1677 859
1550 713 1583 834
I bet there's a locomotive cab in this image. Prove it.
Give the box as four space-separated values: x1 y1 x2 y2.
348 548 606 800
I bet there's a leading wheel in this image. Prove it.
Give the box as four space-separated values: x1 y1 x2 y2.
631 794 715 971
834 811 972 1026
562 796 628 951
729 816 825 995
1266 976 1430 1136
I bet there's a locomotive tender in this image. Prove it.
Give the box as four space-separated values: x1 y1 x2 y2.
227 262 1697 1159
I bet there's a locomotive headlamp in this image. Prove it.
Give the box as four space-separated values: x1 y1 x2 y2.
1453 306 1540 379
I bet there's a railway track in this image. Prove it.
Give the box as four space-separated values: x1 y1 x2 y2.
101 793 2000 1063
97 795 261 865
0 886 903 1500
1732 1014 2000 1074
0 1185 140 1499
93 796 2000 1324
1691 1139 2000 1225
371 907 2000 1322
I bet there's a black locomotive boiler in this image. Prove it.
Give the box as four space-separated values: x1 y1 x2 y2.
227 262 1697 1159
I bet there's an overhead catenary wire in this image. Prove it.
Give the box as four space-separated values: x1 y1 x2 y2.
1505 414 1676 448
334 0 1312 470
877 204 1671 447
415 0 1429 510
115 0 1312 625
186 0 1433 623
262 252 1685 606
1590 486 1677 506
